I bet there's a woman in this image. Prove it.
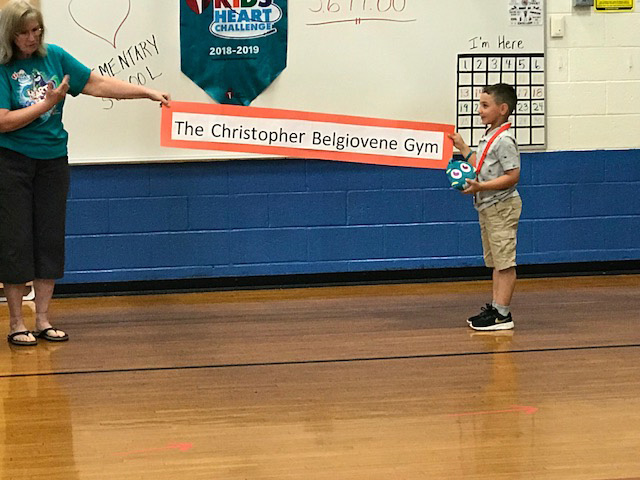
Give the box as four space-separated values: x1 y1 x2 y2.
0 0 170 346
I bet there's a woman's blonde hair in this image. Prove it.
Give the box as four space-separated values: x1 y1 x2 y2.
0 0 46 64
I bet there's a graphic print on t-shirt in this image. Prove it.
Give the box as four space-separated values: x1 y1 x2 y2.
10 68 59 121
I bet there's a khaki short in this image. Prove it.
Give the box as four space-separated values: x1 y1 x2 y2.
478 196 522 271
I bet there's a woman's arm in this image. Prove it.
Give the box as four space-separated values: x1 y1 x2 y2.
82 72 170 106
0 75 70 133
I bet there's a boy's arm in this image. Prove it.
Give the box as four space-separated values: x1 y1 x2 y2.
447 132 476 163
462 168 520 194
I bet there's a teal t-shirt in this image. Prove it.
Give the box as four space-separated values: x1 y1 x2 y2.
0 44 91 159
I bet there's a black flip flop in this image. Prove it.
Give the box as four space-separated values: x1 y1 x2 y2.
34 327 69 342
7 330 38 346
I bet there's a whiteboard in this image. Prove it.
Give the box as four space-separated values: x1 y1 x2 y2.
40 0 545 164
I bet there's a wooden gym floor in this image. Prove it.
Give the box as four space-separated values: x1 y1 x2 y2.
1 275 639 479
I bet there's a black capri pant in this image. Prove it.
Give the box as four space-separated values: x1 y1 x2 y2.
0 147 70 284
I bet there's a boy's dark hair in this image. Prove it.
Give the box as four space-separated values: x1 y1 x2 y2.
483 83 517 117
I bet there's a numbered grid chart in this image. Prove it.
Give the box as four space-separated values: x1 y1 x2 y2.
456 53 545 149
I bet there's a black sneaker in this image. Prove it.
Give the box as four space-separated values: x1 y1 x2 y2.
467 304 496 325
470 310 514 331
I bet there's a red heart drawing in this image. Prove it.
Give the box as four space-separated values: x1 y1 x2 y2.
186 0 212 15
68 0 131 49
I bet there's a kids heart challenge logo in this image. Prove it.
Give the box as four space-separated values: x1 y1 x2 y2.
209 0 283 39
67 0 131 48
186 0 213 14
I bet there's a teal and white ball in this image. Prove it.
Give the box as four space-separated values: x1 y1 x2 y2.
446 160 476 190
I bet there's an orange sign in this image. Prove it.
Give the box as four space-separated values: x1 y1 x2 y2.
161 102 455 170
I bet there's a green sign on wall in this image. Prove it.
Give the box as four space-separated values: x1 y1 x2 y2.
181 0 288 106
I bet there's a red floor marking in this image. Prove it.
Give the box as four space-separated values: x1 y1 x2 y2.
447 405 538 417
115 442 193 456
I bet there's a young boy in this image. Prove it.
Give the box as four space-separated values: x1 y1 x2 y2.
448 83 522 331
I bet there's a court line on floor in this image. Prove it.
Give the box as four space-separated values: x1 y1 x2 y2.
2 342 640 379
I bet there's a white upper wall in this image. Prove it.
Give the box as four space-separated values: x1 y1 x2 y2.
546 0 640 150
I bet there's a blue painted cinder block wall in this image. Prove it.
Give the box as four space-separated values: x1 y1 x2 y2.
62 149 640 284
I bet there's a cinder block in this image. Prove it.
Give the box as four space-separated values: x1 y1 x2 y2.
605 150 640 182
605 217 640 249
149 232 229 266
382 165 438 189
384 224 459 258
571 48 640 82
66 199 109 234
308 226 384 261
572 183 639 216
109 197 188 233
530 151 604 184
228 159 307 194
519 186 571 219
424 189 476 222
605 14 640 46
270 192 346 227
228 195 269 229
230 229 308 264
458 223 483 257
547 82 606 116
188 196 230 230
150 162 229 195
306 159 350 191
535 218 607 251
70 165 151 199
65 234 153 270
606 82 640 115
348 190 423 225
